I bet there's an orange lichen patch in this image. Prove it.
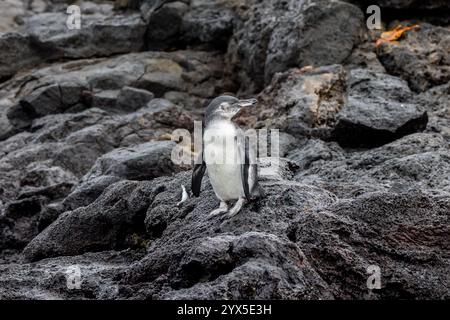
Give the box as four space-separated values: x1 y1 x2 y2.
376 24 419 47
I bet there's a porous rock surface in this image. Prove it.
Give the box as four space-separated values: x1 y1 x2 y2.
0 0 449 300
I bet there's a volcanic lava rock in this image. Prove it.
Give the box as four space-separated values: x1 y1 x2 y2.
242 66 427 148
0 3 146 79
0 196 46 251
62 175 121 212
227 0 364 92
331 69 428 148
142 0 235 50
377 23 450 92
181 0 235 48
123 171 337 299
24 11 146 59
1 50 227 134
7 83 88 130
23 180 155 262
145 1 189 50
238 64 348 137
0 250 145 299
0 0 449 301
348 0 450 10
116 86 155 112
83 140 178 182
291 133 450 198
421 81 450 141
289 190 450 299
0 33 42 80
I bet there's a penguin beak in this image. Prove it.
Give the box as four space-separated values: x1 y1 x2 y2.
236 98 258 108
230 98 257 119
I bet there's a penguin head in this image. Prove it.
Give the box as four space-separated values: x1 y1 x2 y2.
205 95 257 122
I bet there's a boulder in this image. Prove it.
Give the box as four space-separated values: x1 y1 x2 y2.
83 140 179 181
227 0 364 92
331 69 428 147
291 133 450 198
289 190 450 299
237 64 348 138
116 86 154 112
0 250 144 299
0 33 41 80
23 181 153 261
122 170 337 299
377 23 450 92
7 83 88 130
241 67 427 147
24 11 146 59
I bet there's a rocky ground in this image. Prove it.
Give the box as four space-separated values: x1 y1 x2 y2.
0 0 449 300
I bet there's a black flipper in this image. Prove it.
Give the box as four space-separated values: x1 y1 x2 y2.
192 150 206 197
241 135 251 201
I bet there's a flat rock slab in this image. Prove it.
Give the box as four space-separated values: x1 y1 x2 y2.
0 250 144 299
291 133 450 198
0 6 146 79
331 69 428 148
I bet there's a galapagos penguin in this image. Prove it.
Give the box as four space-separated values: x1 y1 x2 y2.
191 95 262 217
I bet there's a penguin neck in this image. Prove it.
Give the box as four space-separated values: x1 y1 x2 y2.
206 114 234 127
205 117 238 137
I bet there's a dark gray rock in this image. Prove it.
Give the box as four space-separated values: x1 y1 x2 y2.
0 250 145 299
24 11 146 59
0 196 46 251
288 139 345 171
83 140 179 181
421 82 450 141
89 90 120 111
331 69 428 148
237 64 348 138
289 190 450 299
227 0 364 92
23 181 154 261
0 101 192 258
142 0 235 51
159 232 332 299
348 0 450 9
0 5 147 79
1 50 227 135
116 86 154 112
181 1 234 48
145 1 189 50
62 175 121 211
291 133 450 198
89 86 154 113
243 66 428 147
0 32 41 80
123 171 336 299
377 23 450 92
7 83 88 130
0 0 449 301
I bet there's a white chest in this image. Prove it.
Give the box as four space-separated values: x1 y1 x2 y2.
204 121 239 165
203 121 243 201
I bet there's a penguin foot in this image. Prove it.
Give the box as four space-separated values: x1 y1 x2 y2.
209 201 228 217
227 198 245 217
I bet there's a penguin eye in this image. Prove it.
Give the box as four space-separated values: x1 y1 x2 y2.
219 102 229 111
